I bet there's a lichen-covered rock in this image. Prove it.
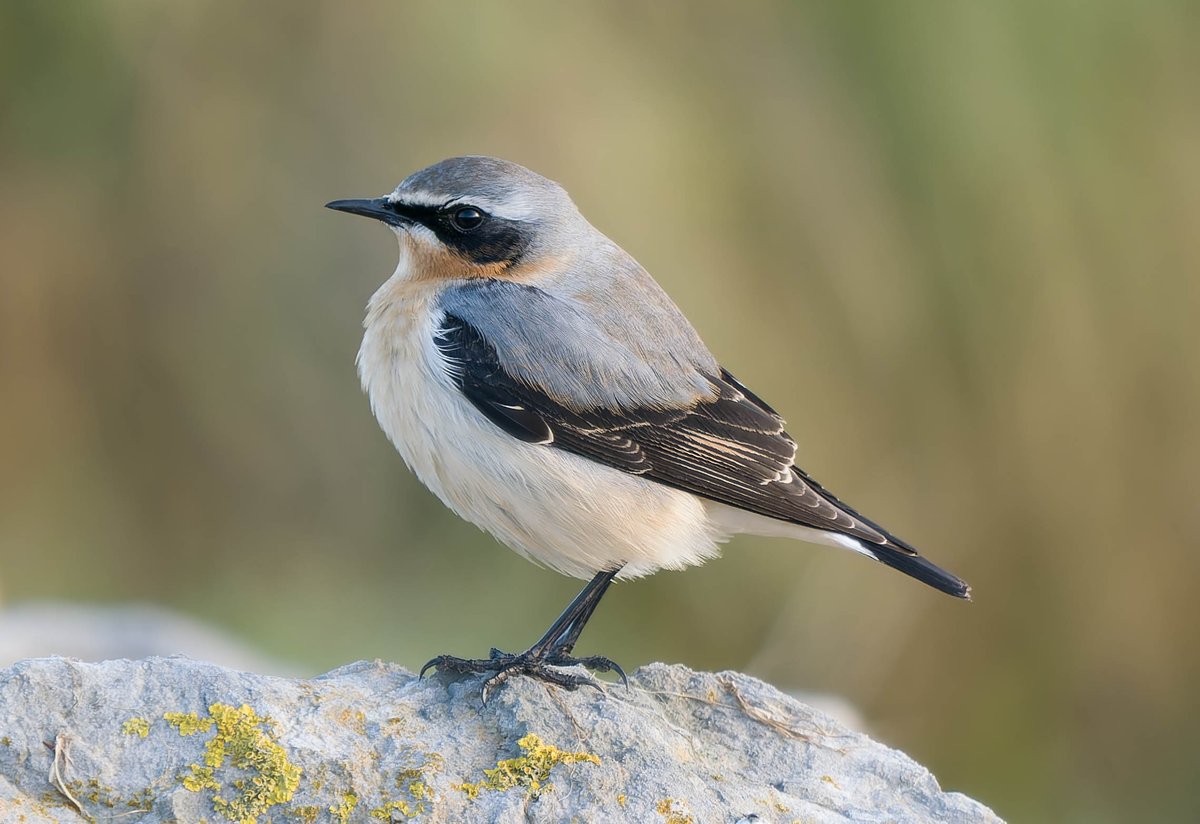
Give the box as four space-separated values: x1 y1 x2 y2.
0 657 1002 823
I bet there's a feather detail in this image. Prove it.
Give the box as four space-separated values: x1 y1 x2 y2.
437 313 914 551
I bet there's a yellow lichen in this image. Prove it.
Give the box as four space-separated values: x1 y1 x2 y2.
182 765 220 792
290 806 320 823
122 718 151 738
369 800 415 819
617 793 627 807
455 733 599 800
127 787 155 812
334 707 368 735
65 777 120 809
369 761 438 818
657 798 696 824
328 791 358 823
167 703 302 824
164 712 215 736
396 768 420 782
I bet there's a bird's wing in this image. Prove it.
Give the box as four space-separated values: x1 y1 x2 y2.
435 276 721 411
435 311 900 548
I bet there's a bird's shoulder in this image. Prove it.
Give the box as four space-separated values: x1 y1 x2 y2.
436 277 718 411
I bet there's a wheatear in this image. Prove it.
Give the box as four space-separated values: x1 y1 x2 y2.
328 156 969 699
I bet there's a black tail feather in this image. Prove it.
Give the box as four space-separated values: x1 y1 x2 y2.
866 543 972 600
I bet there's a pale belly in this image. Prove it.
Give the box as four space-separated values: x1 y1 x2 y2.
357 285 726 580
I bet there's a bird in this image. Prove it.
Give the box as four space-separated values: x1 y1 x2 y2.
327 156 970 701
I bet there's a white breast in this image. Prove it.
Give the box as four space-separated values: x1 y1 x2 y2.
356 254 727 580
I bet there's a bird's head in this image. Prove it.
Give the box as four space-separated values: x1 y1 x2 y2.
327 156 589 283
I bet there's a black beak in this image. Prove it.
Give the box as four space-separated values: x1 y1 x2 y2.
325 197 409 227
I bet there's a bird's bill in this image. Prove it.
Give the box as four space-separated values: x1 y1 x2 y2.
324 197 410 227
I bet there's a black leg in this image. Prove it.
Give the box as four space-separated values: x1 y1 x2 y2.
529 567 617 655
420 567 626 703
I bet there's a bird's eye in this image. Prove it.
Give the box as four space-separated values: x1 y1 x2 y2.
449 206 486 232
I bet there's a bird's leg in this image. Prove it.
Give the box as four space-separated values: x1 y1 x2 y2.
531 570 626 678
420 567 626 703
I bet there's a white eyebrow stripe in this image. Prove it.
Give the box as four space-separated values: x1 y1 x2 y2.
449 196 528 218
387 190 444 208
390 190 537 221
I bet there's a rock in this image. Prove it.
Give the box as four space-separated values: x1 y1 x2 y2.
0 602 298 675
0 657 1002 823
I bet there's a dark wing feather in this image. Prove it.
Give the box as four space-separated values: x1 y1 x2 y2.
437 313 900 548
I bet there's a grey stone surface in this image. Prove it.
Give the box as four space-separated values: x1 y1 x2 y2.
0 657 1002 823
0 602 298 675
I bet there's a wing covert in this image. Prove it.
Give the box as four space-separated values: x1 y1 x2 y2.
435 312 902 549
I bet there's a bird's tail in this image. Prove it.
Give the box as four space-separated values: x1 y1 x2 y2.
863 542 972 600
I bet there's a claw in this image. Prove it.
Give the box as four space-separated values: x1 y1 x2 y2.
573 673 605 693
548 653 628 689
422 646 627 701
419 571 626 701
479 667 515 705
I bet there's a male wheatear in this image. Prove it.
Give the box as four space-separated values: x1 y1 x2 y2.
328 156 969 699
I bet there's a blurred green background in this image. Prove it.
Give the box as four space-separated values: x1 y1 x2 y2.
2 2 1198 820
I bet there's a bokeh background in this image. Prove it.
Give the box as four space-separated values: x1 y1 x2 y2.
3 2 1198 820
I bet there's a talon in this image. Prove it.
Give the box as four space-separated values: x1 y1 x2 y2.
418 569 626 700
577 674 604 693
611 661 629 688
480 669 513 705
420 646 623 701
545 652 628 688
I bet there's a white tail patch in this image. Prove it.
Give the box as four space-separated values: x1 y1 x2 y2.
704 502 879 559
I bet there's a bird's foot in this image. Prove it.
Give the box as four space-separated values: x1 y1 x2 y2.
420 646 627 704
